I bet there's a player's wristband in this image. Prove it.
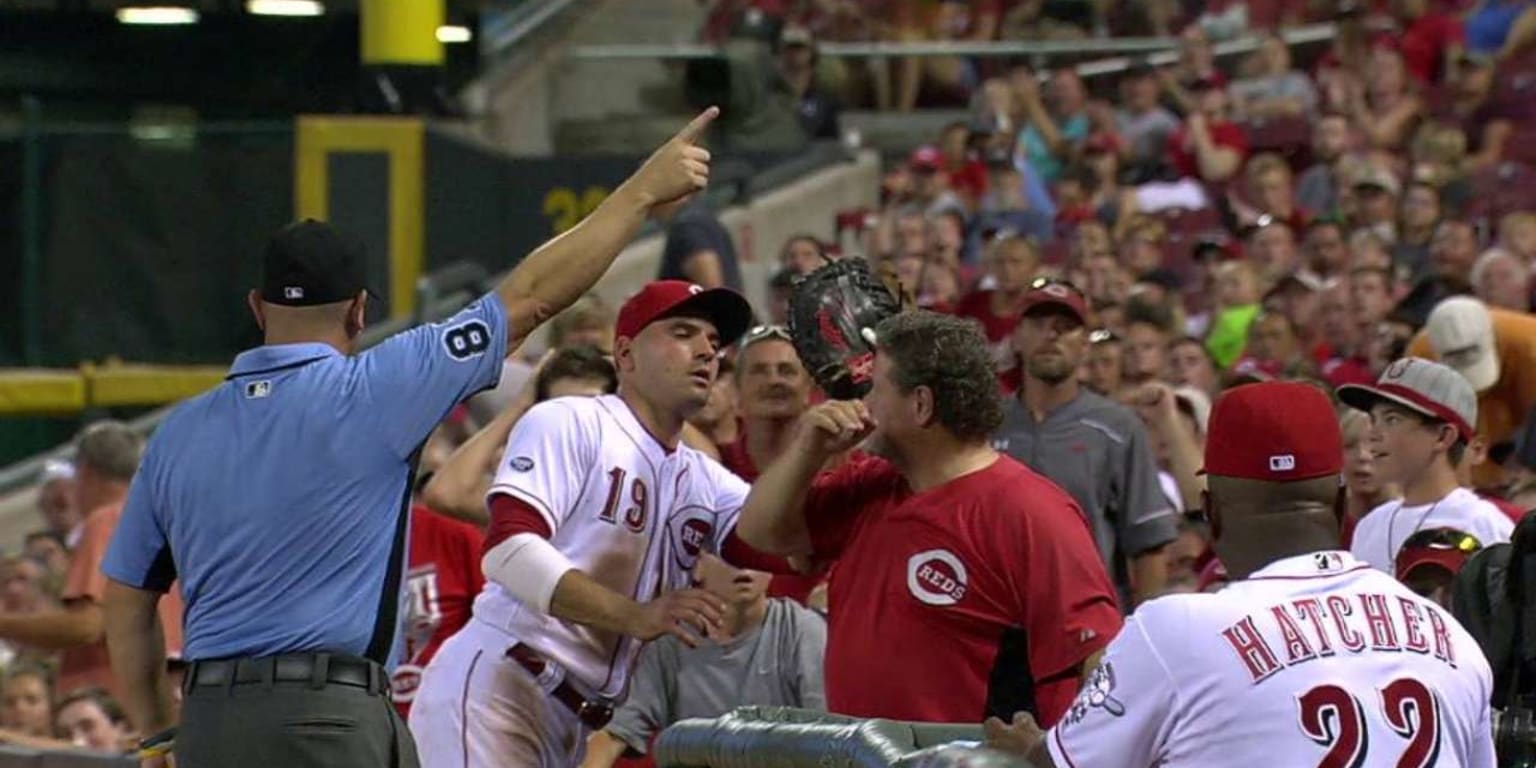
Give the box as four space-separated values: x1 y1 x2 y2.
137 726 177 759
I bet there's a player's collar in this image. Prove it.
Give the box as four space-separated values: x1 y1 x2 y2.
1246 551 1371 582
227 342 340 379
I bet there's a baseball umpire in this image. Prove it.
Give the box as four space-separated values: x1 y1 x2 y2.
100 107 720 768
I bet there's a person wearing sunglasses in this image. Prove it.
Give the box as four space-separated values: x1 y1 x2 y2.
717 326 816 483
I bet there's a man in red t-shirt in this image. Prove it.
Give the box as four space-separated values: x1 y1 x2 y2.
1166 76 1248 184
736 311 1122 726
390 504 485 719
955 234 1040 375
1395 0 1463 85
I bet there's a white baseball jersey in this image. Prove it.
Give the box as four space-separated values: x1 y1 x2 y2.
475 394 748 699
1047 551 1496 768
1350 488 1515 575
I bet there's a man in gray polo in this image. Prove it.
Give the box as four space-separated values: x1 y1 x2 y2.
995 278 1177 606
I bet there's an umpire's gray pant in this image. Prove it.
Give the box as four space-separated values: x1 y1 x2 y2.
176 653 420 768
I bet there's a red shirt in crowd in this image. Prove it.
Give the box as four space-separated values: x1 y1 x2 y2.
803 454 1121 725
1321 355 1376 389
955 290 1023 344
1166 120 1249 182
391 504 485 719
1399 13 1464 84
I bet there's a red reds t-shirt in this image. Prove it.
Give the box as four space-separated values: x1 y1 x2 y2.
1166 121 1249 182
392 504 485 719
804 454 1122 725
955 290 1022 343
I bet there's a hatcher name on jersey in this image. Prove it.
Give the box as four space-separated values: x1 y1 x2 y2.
1221 593 1458 684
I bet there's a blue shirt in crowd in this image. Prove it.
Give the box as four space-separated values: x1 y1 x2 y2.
102 296 508 665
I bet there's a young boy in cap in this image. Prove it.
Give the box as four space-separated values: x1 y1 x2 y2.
983 380 1497 767
1338 357 1514 575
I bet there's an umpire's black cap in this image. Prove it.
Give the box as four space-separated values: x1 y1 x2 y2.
261 219 375 306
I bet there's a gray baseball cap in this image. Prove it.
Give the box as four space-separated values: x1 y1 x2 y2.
1426 296 1500 392
1338 357 1478 441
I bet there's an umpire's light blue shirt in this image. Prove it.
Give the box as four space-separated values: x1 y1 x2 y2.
102 296 507 664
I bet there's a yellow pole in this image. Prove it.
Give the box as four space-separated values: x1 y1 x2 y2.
360 0 445 67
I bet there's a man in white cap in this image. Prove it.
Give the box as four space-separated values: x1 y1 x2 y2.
1338 357 1514 575
1407 296 1536 488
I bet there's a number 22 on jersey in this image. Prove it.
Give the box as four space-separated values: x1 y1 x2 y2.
1297 678 1440 768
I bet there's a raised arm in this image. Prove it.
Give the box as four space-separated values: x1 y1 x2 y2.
736 401 874 556
495 108 719 352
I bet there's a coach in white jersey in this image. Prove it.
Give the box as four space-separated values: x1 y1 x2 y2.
1338 357 1514 574
986 381 1497 768
409 279 755 768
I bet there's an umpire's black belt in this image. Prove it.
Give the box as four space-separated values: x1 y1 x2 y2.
184 652 388 696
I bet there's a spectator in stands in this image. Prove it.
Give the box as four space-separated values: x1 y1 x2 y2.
1116 63 1181 176
2 555 55 615
778 234 827 276
1339 410 1397 545
0 423 183 699
1206 260 1263 368
579 553 825 768
1394 180 1443 278
0 663 54 739
1349 46 1424 152
55 687 132 753
1319 281 1376 387
1082 135 1133 226
1168 336 1220 396
957 234 1039 371
1236 154 1308 233
1161 25 1222 117
894 0 991 111
1081 250 1133 308
1166 76 1247 184
1442 52 1531 170
1118 217 1168 277
1122 299 1173 385
1352 167 1402 244
23 531 69 580
1231 32 1319 119
423 347 619 524
1471 247 1532 310
1394 0 1465 85
1085 329 1125 396
906 146 965 215
1244 219 1302 284
1000 279 1177 604
1350 265 1398 337
1431 219 1481 281
774 25 840 140
1125 381 1207 516
1338 357 1514 573
690 356 742 449
718 326 815 481
659 197 743 291
1296 113 1353 215
34 460 79 549
1304 218 1352 281
1498 211 1536 264
1409 296 1536 488
1243 311 1308 373
1014 67 1091 188
1263 273 1328 357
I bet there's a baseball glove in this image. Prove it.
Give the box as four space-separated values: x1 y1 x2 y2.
787 258 902 400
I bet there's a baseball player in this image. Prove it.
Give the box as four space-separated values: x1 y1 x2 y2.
409 279 756 768
986 381 1497 767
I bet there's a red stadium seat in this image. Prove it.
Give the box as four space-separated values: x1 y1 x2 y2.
1240 115 1311 168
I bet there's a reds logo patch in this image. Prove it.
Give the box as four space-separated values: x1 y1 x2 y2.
667 508 717 576
906 549 968 606
391 664 424 704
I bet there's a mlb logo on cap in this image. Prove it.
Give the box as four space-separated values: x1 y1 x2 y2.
284 286 304 300
1202 382 1343 481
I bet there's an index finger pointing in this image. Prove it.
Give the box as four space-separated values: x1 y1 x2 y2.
674 106 720 144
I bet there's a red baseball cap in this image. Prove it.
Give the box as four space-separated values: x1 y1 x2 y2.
614 281 755 344
1020 278 1090 326
908 145 943 172
1202 381 1343 481
1395 527 1482 580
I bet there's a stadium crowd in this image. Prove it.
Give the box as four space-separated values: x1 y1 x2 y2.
6 0 1536 765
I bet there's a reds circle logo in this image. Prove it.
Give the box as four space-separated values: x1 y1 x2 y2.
680 518 711 558
906 549 968 606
